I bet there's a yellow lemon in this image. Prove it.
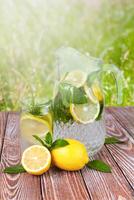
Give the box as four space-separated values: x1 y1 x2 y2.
21 145 51 175
51 139 89 171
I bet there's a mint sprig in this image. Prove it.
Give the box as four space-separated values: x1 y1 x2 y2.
105 136 123 144
33 134 51 149
86 160 111 173
44 132 53 146
33 132 69 150
59 83 88 106
3 165 26 174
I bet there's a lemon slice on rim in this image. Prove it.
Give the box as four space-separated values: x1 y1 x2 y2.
20 114 52 144
22 145 51 175
70 100 100 124
63 70 87 88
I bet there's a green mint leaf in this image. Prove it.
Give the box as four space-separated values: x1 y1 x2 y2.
86 160 111 173
59 83 88 106
44 132 53 145
51 139 69 150
72 87 88 104
3 165 26 174
33 135 51 148
29 100 52 116
105 136 123 144
52 93 73 123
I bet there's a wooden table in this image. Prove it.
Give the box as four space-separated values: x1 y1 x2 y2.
0 107 134 200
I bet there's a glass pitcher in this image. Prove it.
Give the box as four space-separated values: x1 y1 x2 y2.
52 47 123 156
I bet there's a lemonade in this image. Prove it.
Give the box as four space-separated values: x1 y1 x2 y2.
52 71 105 155
20 103 52 150
52 47 123 156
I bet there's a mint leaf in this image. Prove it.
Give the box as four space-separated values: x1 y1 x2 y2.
51 139 69 150
33 135 51 148
3 165 26 174
105 136 123 144
86 160 111 173
52 93 73 123
72 87 88 104
59 83 88 106
44 132 53 145
29 100 52 116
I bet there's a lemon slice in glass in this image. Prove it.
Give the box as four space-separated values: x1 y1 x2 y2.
22 145 51 175
84 84 104 121
20 114 52 144
63 70 87 88
70 100 100 124
92 83 104 102
41 113 53 128
84 84 98 103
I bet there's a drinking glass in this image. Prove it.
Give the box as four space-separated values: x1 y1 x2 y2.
20 102 52 151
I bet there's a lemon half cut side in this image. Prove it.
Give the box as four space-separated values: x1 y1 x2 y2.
21 145 51 175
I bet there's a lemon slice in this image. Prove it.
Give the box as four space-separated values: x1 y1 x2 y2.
63 70 87 88
70 101 100 124
22 145 51 175
84 84 104 121
84 85 97 103
92 84 103 102
20 114 52 144
41 113 53 128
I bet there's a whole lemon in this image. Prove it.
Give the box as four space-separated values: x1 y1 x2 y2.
51 138 89 171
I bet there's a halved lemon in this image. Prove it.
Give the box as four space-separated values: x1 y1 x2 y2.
63 70 87 88
20 114 52 144
70 101 100 124
22 145 51 175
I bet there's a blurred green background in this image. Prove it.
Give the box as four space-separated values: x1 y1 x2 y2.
0 0 134 111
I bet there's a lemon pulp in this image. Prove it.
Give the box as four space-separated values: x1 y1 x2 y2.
21 145 51 175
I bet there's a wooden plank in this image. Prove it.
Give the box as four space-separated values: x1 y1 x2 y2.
107 107 134 139
0 112 8 196
41 167 90 200
0 112 8 154
0 109 134 200
0 113 42 200
81 146 134 200
105 110 134 189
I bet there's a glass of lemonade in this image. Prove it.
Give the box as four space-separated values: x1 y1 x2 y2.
20 102 53 150
52 47 123 156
